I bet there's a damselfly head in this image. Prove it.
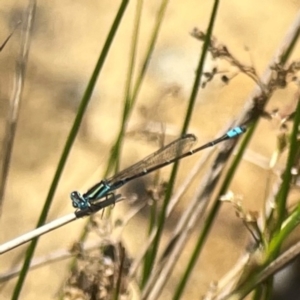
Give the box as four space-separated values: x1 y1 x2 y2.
70 191 87 209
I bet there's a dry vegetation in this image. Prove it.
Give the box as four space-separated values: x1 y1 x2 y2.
1 1 300 300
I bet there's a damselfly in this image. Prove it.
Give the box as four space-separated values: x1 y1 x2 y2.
71 126 246 210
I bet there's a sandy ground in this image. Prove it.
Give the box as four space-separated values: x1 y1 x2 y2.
1 1 300 299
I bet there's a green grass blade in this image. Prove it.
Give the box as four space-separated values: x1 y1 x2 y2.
143 0 221 288
268 97 300 258
12 1 129 299
173 125 249 299
105 0 169 178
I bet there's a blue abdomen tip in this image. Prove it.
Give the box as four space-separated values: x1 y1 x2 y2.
227 126 246 138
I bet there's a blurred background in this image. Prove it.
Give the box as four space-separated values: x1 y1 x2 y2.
1 0 300 299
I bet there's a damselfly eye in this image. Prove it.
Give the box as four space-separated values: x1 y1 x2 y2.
70 191 80 199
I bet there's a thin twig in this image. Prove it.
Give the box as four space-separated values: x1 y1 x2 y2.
167 145 216 214
142 136 239 300
211 253 251 300
0 239 107 282
0 194 122 254
0 1 36 213
0 214 76 254
0 23 21 52
217 240 300 300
